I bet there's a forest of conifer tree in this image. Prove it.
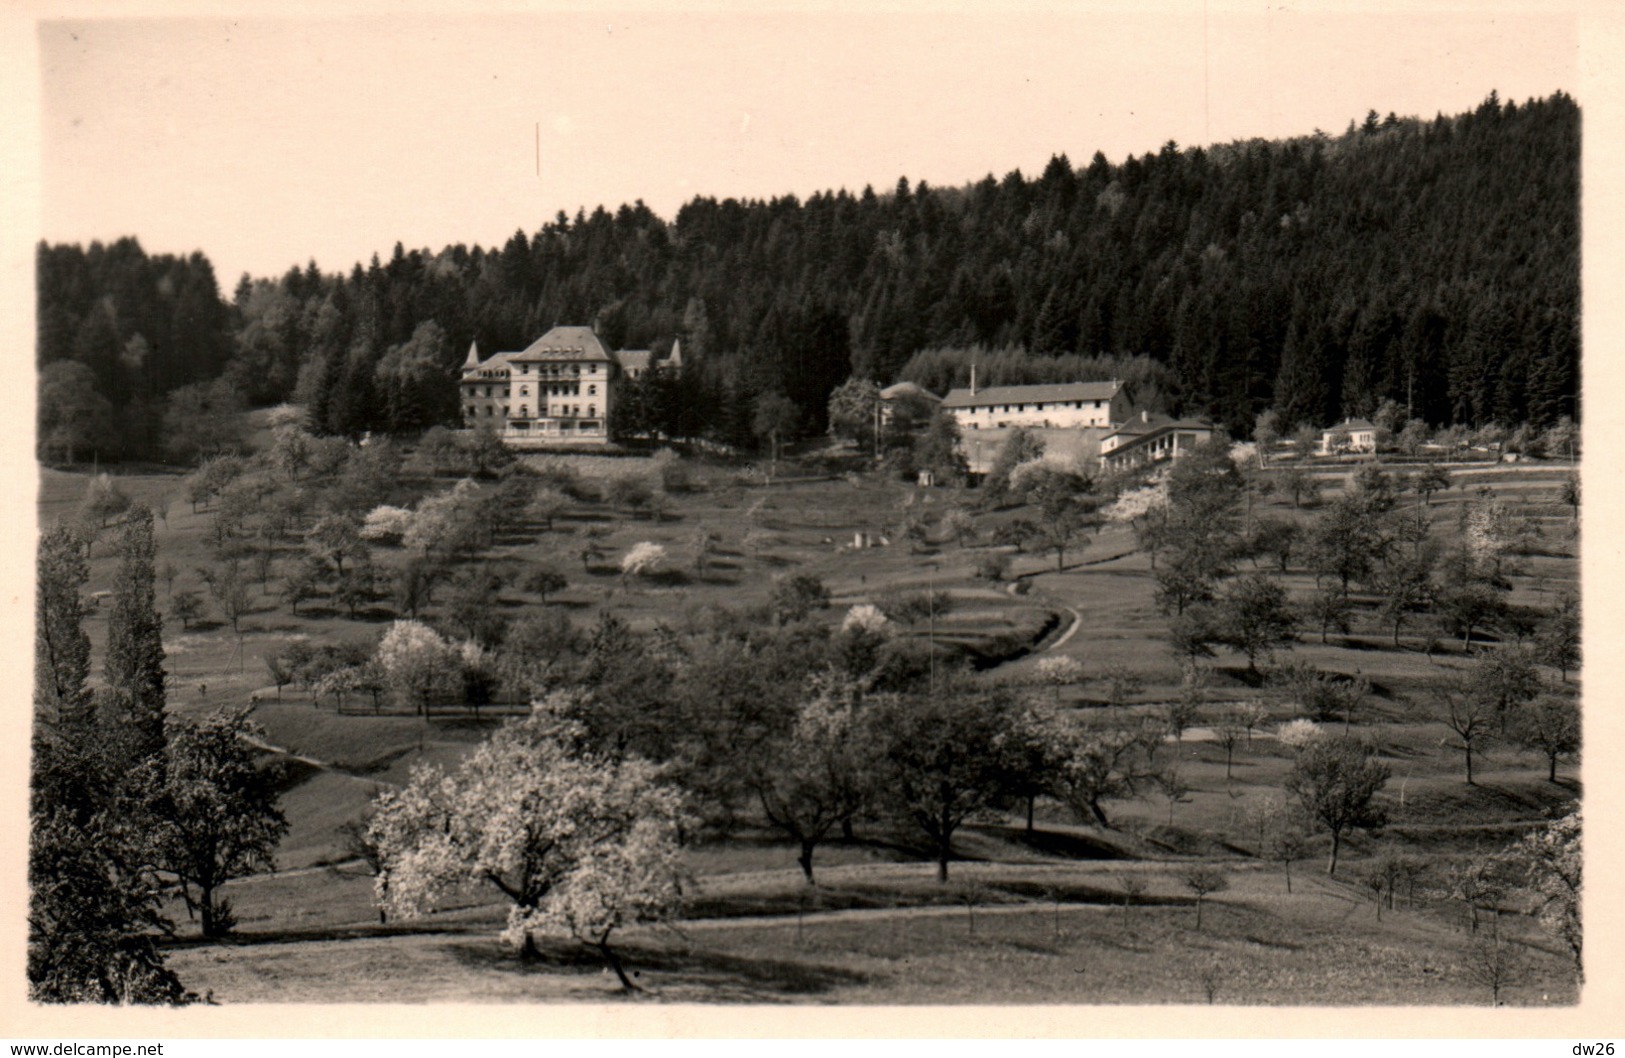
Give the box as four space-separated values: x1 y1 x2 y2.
36 91 1577 463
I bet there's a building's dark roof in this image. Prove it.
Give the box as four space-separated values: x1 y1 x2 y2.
880 381 942 402
1325 418 1377 432
942 380 1124 409
616 350 653 373
463 327 676 379
1105 410 1176 439
460 349 518 377
509 325 615 363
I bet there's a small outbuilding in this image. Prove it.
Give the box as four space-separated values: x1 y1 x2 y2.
879 381 943 430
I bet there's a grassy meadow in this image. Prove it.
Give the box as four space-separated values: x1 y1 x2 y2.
38 433 1582 1006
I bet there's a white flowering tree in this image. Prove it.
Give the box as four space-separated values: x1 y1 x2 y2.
832 604 891 683
360 505 415 543
1462 494 1535 582
619 541 667 581
402 479 484 558
1035 655 1086 704
1102 481 1168 527
1050 723 1141 829
841 603 889 636
1513 811 1581 974
374 620 462 715
368 703 689 990
749 692 875 883
314 663 385 713
1276 718 1323 749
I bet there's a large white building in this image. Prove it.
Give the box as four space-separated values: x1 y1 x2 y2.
941 380 1132 432
458 325 680 446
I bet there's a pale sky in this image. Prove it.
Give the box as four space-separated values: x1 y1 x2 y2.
33 3 1582 285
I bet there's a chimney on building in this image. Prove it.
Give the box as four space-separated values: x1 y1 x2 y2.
970 364 977 397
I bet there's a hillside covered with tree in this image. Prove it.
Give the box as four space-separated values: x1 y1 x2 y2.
38 91 1578 462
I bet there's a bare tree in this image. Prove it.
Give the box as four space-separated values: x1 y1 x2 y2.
1374 852 1404 911
1101 663 1144 708
199 561 252 634
1284 737 1389 875
1214 715 1245 780
956 881 989 935
1464 933 1521 1006
1445 856 1507 935
1181 866 1228 930
1514 695 1579 783
1244 793 1282 855
1236 700 1269 745
264 652 294 699
1115 874 1147 920
1396 856 1429 909
1156 767 1192 827
1433 676 1498 785
1268 824 1308 893
1363 864 1388 920
170 589 202 631
1160 698 1200 745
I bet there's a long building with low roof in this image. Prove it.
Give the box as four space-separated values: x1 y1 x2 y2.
942 379 1132 432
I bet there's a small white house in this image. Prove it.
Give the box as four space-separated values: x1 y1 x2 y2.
1320 418 1379 454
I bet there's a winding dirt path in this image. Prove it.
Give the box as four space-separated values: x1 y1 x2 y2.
1044 604 1084 653
238 732 332 771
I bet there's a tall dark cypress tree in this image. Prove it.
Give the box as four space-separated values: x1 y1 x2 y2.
31 518 189 1004
35 525 93 735
34 523 102 824
104 505 167 763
